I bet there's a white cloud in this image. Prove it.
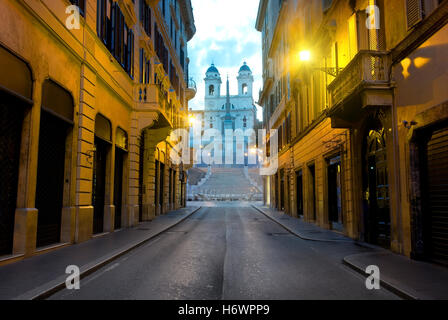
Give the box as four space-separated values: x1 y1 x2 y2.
188 0 262 116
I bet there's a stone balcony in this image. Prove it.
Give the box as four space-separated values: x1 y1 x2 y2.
328 50 393 124
185 78 197 101
135 83 173 128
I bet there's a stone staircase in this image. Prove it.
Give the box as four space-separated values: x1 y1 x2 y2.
188 167 263 201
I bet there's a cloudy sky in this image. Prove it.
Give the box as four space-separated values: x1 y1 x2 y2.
188 0 262 114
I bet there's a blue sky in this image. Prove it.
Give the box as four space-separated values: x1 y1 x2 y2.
188 0 262 113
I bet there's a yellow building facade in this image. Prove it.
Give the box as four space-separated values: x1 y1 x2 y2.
0 0 196 265
257 0 448 265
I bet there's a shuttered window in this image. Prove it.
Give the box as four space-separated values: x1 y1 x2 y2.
406 0 424 29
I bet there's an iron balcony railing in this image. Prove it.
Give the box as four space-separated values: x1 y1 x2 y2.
186 77 197 91
328 50 391 108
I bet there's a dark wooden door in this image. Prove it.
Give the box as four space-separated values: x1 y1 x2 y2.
0 102 23 255
364 128 390 248
36 111 69 247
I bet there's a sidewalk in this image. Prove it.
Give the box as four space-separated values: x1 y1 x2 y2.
252 205 354 242
0 206 201 300
253 205 448 300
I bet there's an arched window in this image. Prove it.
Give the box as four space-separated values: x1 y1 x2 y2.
209 85 215 96
243 116 247 128
242 83 248 95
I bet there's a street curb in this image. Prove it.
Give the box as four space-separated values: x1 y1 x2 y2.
342 255 418 300
252 205 418 300
251 205 353 243
24 206 202 300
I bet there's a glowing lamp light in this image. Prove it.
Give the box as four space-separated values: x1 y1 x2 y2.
188 115 196 126
299 50 312 62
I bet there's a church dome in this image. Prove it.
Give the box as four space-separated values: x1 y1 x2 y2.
206 64 220 74
239 62 251 73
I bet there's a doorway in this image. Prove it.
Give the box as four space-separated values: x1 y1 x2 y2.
138 130 145 222
421 122 448 265
327 156 343 231
308 164 316 221
296 170 303 218
114 147 126 230
280 169 285 211
0 102 23 256
93 137 109 234
35 111 70 247
363 124 391 248
159 162 165 214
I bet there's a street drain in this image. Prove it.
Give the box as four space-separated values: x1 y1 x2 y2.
136 228 151 231
268 232 290 236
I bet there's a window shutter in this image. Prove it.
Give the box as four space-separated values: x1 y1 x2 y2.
406 0 423 29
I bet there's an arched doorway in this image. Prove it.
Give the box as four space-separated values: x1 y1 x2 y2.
362 119 391 248
93 114 112 234
0 45 33 256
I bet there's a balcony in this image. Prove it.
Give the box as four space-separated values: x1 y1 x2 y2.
135 83 173 128
328 51 393 123
185 77 197 101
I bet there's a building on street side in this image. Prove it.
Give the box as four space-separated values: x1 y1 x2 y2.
0 0 196 264
256 0 448 265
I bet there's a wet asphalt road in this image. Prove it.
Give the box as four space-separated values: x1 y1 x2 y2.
50 203 399 300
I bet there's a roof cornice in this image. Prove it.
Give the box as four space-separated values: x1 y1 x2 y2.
255 0 268 31
179 0 196 41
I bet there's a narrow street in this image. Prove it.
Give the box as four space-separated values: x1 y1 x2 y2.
50 203 398 300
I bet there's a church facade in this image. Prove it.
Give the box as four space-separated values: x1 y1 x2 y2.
190 63 258 166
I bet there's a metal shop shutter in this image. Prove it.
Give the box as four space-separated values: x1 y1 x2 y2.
427 125 448 264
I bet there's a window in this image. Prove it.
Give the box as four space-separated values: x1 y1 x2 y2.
242 83 248 95
139 49 151 84
154 25 169 73
140 0 152 37
322 0 333 12
97 1 134 78
180 48 185 71
243 116 247 128
406 0 442 29
286 113 291 144
169 61 180 97
406 0 424 28
209 85 215 96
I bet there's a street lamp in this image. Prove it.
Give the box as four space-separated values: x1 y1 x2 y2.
298 49 342 77
188 114 197 126
298 50 312 62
